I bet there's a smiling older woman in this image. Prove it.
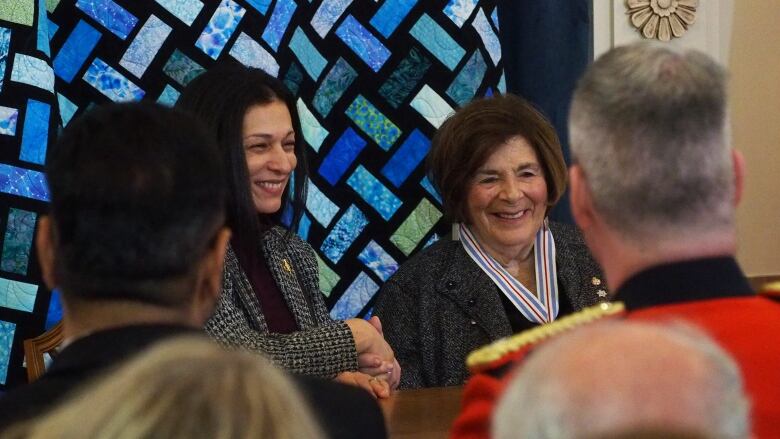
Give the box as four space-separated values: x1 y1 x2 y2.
373 94 607 389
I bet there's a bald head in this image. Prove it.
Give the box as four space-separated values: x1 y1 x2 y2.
493 321 749 439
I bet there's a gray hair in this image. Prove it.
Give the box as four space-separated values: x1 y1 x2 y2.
569 42 733 242
492 321 750 439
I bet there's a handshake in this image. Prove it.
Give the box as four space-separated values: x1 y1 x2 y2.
336 317 401 399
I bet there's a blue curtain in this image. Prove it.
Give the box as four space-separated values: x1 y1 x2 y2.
498 0 592 223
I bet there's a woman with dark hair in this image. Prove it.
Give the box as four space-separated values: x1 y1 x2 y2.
373 94 606 388
176 63 399 395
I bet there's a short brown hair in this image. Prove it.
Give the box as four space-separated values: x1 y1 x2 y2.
427 94 567 223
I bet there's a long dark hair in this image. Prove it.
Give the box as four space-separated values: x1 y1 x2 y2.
176 62 308 264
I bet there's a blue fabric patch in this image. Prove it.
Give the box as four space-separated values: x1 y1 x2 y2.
162 49 204 86
0 28 11 92
156 84 180 106
53 20 101 83
313 57 357 118
311 0 352 38
446 49 487 106
244 0 271 15
75 0 138 40
45 289 63 330
11 53 54 92
369 0 417 38
83 58 145 102
409 84 453 129
425 233 440 248
0 208 37 275
444 0 477 28
57 93 78 125
420 176 442 205
19 100 49 165
344 95 400 151
0 276 38 312
472 8 500 65
154 0 203 26
306 180 339 228
47 19 59 40
297 213 311 241
329 271 378 320
283 62 303 95
0 164 49 201
409 13 465 71
36 0 49 56
195 0 245 60
0 106 18 136
377 46 430 109
381 129 430 188
335 15 390 73
318 127 366 185
261 0 296 52
320 204 368 264
296 98 328 152
120 15 172 79
229 32 279 76
347 165 402 221
497 71 506 93
357 240 398 282
288 27 326 81
0 321 15 385
491 6 499 30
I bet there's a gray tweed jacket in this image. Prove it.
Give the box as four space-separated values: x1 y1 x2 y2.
373 221 606 388
205 227 358 378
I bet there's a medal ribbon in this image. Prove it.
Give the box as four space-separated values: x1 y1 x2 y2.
458 219 559 323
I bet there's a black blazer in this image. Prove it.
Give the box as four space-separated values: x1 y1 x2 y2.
0 324 386 439
373 221 606 388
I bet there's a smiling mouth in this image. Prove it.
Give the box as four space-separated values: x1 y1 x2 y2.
255 180 287 191
494 210 528 220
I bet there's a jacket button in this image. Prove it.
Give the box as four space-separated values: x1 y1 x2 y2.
446 281 457 290
469 320 477 326
467 298 476 306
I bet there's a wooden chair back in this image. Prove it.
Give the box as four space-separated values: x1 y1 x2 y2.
23 321 64 383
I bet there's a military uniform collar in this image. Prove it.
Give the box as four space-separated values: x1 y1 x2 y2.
615 256 754 311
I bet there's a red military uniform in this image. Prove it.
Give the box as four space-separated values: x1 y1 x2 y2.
450 257 780 439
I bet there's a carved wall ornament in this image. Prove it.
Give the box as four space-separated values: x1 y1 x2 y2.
626 0 699 42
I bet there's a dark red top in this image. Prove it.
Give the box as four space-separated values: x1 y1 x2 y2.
234 241 298 334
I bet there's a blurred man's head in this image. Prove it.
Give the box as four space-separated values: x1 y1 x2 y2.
37 102 229 328
493 321 750 439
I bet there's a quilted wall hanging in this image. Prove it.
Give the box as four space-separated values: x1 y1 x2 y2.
0 0 506 388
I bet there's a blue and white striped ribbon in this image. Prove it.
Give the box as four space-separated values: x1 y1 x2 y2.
459 219 559 324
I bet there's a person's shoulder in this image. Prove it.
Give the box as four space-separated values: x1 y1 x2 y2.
548 220 586 246
0 376 71 430
384 238 461 283
466 302 626 375
293 375 387 439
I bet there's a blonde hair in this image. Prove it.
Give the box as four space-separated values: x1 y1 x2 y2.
8 337 325 439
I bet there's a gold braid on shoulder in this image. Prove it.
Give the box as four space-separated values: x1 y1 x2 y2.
466 302 626 369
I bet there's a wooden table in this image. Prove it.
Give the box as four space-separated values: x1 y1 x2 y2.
380 386 463 439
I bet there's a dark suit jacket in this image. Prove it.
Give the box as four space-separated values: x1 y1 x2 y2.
373 221 606 388
0 324 386 439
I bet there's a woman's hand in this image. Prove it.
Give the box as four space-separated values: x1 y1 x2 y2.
345 318 395 364
358 317 401 390
334 371 391 399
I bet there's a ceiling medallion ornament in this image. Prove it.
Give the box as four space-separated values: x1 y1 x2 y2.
626 0 699 42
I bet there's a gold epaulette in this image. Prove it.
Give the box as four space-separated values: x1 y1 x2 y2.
466 301 625 370
759 281 780 298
